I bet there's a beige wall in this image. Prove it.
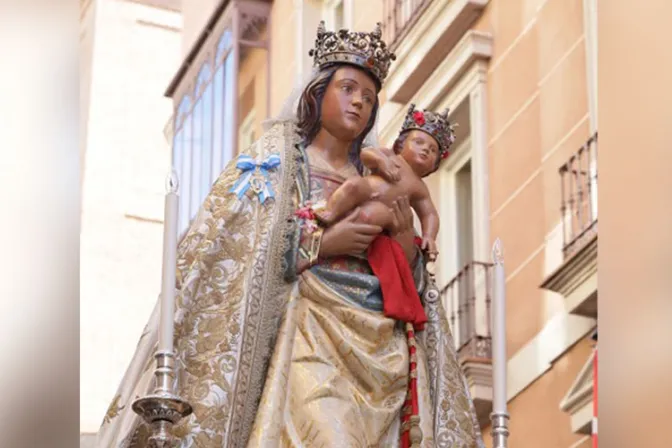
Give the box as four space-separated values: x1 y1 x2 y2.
351 0 382 33
485 0 589 356
366 0 594 443
79 0 182 432
482 338 594 448
478 0 593 443
269 0 299 116
238 44 269 137
180 0 219 56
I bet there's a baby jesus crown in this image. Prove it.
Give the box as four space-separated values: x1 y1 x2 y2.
400 104 457 160
309 21 396 87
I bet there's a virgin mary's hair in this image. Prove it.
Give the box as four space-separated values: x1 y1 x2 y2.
295 64 380 174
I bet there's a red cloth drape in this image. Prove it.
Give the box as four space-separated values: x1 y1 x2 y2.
367 235 426 447
367 235 427 329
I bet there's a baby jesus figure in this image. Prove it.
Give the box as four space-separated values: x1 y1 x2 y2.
315 105 456 329
316 105 456 260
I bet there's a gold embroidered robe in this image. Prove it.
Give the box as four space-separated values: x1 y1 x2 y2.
96 121 485 448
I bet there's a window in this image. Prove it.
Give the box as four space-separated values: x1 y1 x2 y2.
455 159 474 269
437 137 471 281
169 1 270 236
439 137 477 346
434 81 491 354
323 0 349 30
171 41 233 233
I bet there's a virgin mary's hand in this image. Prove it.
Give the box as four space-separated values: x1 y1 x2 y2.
389 197 418 263
388 196 414 236
319 208 382 257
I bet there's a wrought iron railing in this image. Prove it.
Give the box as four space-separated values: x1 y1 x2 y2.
440 261 493 359
382 0 432 51
559 132 598 257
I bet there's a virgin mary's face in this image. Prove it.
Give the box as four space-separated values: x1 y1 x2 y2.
320 66 378 142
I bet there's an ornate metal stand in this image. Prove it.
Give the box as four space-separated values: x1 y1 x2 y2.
132 351 193 447
490 411 510 448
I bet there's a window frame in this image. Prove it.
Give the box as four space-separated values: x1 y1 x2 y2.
438 135 473 285
438 136 478 348
433 64 491 285
168 0 270 236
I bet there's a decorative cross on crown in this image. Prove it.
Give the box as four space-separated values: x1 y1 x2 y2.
308 21 396 87
400 103 457 161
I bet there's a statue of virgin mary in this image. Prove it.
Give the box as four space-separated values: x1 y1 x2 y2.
97 21 485 448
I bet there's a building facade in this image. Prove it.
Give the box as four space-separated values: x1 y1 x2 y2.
84 0 598 446
79 0 182 445
375 1 598 447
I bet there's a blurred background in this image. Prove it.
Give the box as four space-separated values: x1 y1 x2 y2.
79 0 598 446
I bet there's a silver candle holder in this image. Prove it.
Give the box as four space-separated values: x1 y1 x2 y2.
131 351 193 446
490 411 510 448
132 171 192 447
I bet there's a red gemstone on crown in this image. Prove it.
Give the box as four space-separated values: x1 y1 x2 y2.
413 111 425 126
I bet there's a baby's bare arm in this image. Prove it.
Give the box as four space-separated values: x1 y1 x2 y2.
360 147 391 170
360 147 401 182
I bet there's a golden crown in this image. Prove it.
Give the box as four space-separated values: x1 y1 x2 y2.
308 21 396 87
400 104 457 160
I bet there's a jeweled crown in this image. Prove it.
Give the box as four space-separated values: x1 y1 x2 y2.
400 103 457 160
308 21 396 87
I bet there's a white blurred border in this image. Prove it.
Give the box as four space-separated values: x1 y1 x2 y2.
0 1 79 446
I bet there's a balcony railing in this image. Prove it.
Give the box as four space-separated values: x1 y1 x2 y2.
560 132 598 258
382 0 432 51
440 261 493 359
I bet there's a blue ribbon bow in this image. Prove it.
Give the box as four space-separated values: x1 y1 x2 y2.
230 153 281 204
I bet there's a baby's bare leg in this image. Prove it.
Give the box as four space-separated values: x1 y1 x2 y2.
319 177 375 224
356 200 394 230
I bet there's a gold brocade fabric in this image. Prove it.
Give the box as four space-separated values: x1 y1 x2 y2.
248 272 409 447
96 121 485 448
